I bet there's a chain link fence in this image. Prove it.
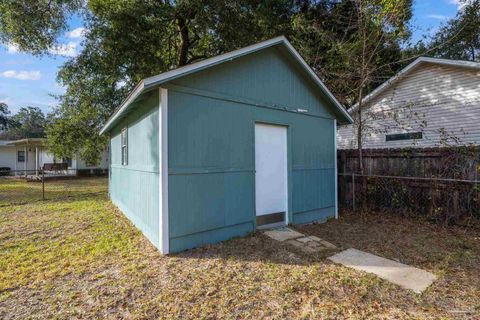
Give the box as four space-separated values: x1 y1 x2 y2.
338 173 480 224
0 169 108 206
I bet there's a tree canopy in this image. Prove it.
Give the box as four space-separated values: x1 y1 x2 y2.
0 106 47 140
0 103 12 131
292 0 412 106
36 0 297 164
2 0 476 164
426 0 480 61
0 0 83 55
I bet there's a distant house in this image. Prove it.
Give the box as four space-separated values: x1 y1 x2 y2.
338 57 480 149
0 138 108 176
0 140 16 170
100 36 353 254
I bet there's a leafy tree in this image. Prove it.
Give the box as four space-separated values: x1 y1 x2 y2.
0 0 416 168
293 0 412 172
2 0 297 161
0 0 83 54
0 102 12 131
0 106 47 140
46 105 107 166
427 0 480 61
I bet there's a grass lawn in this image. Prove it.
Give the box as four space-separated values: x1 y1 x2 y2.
0 176 108 206
0 178 479 319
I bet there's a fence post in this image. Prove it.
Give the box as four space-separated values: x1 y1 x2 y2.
42 170 45 201
352 173 356 211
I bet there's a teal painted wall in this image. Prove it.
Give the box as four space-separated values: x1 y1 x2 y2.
109 91 160 248
108 46 338 253
171 46 336 120
167 47 336 252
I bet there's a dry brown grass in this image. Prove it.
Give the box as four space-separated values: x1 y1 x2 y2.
0 179 479 319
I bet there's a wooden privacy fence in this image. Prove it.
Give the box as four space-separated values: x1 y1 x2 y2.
338 146 480 180
338 147 480 223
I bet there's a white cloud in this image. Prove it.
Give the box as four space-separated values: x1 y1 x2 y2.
426 14 450 20
48 42 78 57
0 70 41 81
67 27 86 39
449 0 473 9
6 43 20 54
55 82 67 93
3 58 33 66
0 97 15 106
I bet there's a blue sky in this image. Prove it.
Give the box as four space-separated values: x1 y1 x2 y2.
0 0 464 115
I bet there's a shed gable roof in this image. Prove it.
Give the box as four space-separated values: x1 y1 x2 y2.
349 57 480 113
100 36 353 134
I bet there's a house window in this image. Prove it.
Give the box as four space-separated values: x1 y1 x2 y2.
121 128 128 165
17 150 26 162
386 132 423 142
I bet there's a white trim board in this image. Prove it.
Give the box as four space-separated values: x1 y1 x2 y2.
100 36 353 135
334 119 338 219
158 88 169 254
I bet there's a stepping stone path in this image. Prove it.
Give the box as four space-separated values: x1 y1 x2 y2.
264 227 337 253
328 248 437 293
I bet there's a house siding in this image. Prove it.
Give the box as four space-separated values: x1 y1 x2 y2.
109 91 160 248
167 48 336 252
338 64 480 149
0 146 15 169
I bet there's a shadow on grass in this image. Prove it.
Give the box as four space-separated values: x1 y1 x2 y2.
168 228 339 267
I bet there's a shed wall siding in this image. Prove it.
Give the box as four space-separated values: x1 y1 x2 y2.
171 46 336 120
338 64 480 149
168 81 336 252
109 92 160 248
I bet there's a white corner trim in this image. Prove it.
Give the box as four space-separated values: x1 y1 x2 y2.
334 119 338 219
159 87 169 254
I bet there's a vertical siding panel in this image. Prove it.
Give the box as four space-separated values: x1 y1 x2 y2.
109 92 160 248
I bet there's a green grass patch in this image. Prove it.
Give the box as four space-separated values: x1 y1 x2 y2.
0 178 479 319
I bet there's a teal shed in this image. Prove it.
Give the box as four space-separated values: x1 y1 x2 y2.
100 36 353 254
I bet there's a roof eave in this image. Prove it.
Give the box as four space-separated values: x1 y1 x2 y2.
100 36 353 133
99 80 145 135
7 138 46 146
348 57 480 114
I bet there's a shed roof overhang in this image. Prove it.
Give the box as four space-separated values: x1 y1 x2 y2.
100 36 353 135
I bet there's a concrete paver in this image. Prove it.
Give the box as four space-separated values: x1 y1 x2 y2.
328 248 436 293
264 227 304 242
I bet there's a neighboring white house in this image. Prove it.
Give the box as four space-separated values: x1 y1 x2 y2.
0 138 108 176
0 140 16 169
338 57 480 149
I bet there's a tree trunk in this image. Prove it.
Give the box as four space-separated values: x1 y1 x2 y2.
176 17 189 66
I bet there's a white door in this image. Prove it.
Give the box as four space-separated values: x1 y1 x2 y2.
255 123 288 226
